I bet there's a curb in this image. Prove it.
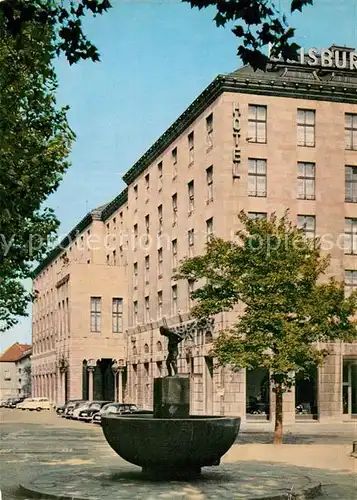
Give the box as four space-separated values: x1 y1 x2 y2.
19 480 323 500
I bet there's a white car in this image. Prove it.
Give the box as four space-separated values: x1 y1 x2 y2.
17 397 52 411
71 402 90 419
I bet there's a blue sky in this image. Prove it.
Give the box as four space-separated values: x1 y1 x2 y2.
1 0 357 352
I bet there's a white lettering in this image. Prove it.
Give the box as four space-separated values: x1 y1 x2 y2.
307 48 318 66
321 49 333 67
299 47 305 64
350 52 357 70
335 51 347 69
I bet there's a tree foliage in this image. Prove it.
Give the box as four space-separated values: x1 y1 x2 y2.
184 0 313 69
0 18 74 331
177 212 357 442
0 0 312 69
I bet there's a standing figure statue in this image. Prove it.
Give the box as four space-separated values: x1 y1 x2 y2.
159 325 184 376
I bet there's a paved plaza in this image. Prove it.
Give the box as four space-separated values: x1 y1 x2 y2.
0 409 356 499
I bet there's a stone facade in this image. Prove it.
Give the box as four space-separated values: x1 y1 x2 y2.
32 47 357 421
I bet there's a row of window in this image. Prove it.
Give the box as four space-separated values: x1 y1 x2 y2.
249 106 357 149
90 297 123 333
132 109 356 203
132 113 213 200
130 163 357 247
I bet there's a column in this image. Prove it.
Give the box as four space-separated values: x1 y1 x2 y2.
88 367 95 401
318 348 342 422
118 369 123 403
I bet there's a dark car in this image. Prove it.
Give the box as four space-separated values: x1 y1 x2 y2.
77 401 113 422
92 403 138 424
8 397 25 408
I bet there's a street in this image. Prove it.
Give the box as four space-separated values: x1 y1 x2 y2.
0 409 356 499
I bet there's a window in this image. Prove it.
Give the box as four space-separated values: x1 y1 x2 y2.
248 105 267 143
345 218 357 255
133 300 138 325
345 113 357 150
4 370 11 381
206 166 213 203
90 297 101 332
112 250 116 266
188 229 195 257
248 158 267 197
158 161 163 190
345 166 357 203
188 131 194 164
188 280 195 308
134 185 138 199
297 215 316 239
133 224 138 250
158 248 163 277
145 214 150 234
112 298 123 333
172 193 178 225
297 109 315 147
145 255 150 283
144 296 150 323
345 270 357 297
206 218 213 241
206 113 213 148
172 239 178 269
145 173 150 191
158 204 163 234
157 291 163 319
172 285 178 316
172 147 178 177
248 212 267 220
297 162 315 200
188 180 194 214
106 254 110 265
133 262 138 288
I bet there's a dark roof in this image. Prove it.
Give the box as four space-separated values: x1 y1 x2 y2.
0 343 32 362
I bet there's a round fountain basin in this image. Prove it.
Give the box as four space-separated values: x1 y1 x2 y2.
101 413 240 476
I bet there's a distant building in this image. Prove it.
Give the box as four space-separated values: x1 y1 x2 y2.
32 45 357 422
0 343 32 400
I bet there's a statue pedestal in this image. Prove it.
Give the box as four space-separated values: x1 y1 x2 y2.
153 377 190 418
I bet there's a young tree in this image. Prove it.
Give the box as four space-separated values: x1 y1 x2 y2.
177 212 357 444
0 19 74 331
0 0 312 69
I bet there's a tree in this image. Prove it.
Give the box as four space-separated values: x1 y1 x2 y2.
177 212 357 444
22 363 32 397
0 18 74 331
0 0 313 69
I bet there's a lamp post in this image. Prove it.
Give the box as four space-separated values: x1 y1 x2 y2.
111 360 119 402
117 358 125 403
87 358 96 401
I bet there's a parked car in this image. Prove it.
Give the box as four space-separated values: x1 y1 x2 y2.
57 400 84 416
92 403 138 424
66 401 89 419
77 401 113 422
17 397 52 411
0 398 13 408
8 397 25 408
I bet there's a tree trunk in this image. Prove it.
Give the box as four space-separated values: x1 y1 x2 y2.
274 387 283 444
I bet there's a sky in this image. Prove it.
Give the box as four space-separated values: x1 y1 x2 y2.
1 0 357 352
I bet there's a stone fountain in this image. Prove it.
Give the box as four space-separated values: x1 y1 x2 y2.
101 321 241 479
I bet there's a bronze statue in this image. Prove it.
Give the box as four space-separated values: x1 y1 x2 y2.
159 325 184 376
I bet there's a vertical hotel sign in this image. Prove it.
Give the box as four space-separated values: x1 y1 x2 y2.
270 47 357 70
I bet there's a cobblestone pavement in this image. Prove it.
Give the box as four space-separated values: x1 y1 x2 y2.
0 409 356 499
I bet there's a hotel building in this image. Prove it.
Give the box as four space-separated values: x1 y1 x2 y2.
32 45 357 422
